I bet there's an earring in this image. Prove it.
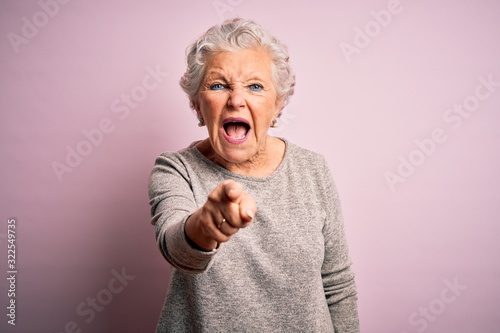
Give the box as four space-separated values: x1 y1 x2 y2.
270 119 278 128
198 117 205 127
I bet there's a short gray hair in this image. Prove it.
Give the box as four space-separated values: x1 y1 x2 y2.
180 18 295 112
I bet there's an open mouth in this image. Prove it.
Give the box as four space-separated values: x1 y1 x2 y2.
222 118 250 143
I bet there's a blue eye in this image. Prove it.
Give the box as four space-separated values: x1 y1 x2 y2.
210 83 225 90
249 84 263 92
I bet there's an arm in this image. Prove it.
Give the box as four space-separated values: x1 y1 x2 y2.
321 159 360 332
148 153 217 273
148 153 255 273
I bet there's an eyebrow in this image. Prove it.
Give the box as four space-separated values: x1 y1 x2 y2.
204 70 267 82
204 70 225 79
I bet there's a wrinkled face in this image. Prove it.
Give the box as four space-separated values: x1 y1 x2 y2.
194 47 282 166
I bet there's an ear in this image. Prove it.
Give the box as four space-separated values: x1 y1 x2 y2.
274 98 284 118
191 98 200 112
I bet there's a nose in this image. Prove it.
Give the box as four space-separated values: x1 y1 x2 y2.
227 87 245 109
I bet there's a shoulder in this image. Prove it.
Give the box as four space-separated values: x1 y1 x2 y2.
284 140 329 172
148 144 206 200
287 141 324 159
280 140 339 206
153 142 202 170
149 143 204 186
278 140 335 193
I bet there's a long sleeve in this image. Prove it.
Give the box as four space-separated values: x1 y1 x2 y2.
321 158 360 332
148 153 217 273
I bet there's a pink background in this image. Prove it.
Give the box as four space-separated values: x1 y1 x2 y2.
1 0 499 332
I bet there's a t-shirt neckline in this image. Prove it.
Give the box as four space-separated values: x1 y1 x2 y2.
188 138 289 182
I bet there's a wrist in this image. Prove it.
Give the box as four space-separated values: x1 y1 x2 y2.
184 213 217 251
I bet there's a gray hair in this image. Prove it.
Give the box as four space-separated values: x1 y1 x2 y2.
179 18 295 112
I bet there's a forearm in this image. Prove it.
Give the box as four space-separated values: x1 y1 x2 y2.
329 293 360 333
156 213 217 273
323 265 359 332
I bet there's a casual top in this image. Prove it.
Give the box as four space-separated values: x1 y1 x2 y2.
148 139 359 333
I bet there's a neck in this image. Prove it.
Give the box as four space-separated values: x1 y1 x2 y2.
197 136 285 177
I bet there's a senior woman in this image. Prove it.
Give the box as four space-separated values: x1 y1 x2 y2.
149 18 359 332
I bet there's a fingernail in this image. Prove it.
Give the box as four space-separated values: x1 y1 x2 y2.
246 210 254 219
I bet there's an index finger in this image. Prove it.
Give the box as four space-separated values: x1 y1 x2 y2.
222 180 244 203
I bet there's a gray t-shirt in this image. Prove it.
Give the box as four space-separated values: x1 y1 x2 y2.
149 139 359 332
